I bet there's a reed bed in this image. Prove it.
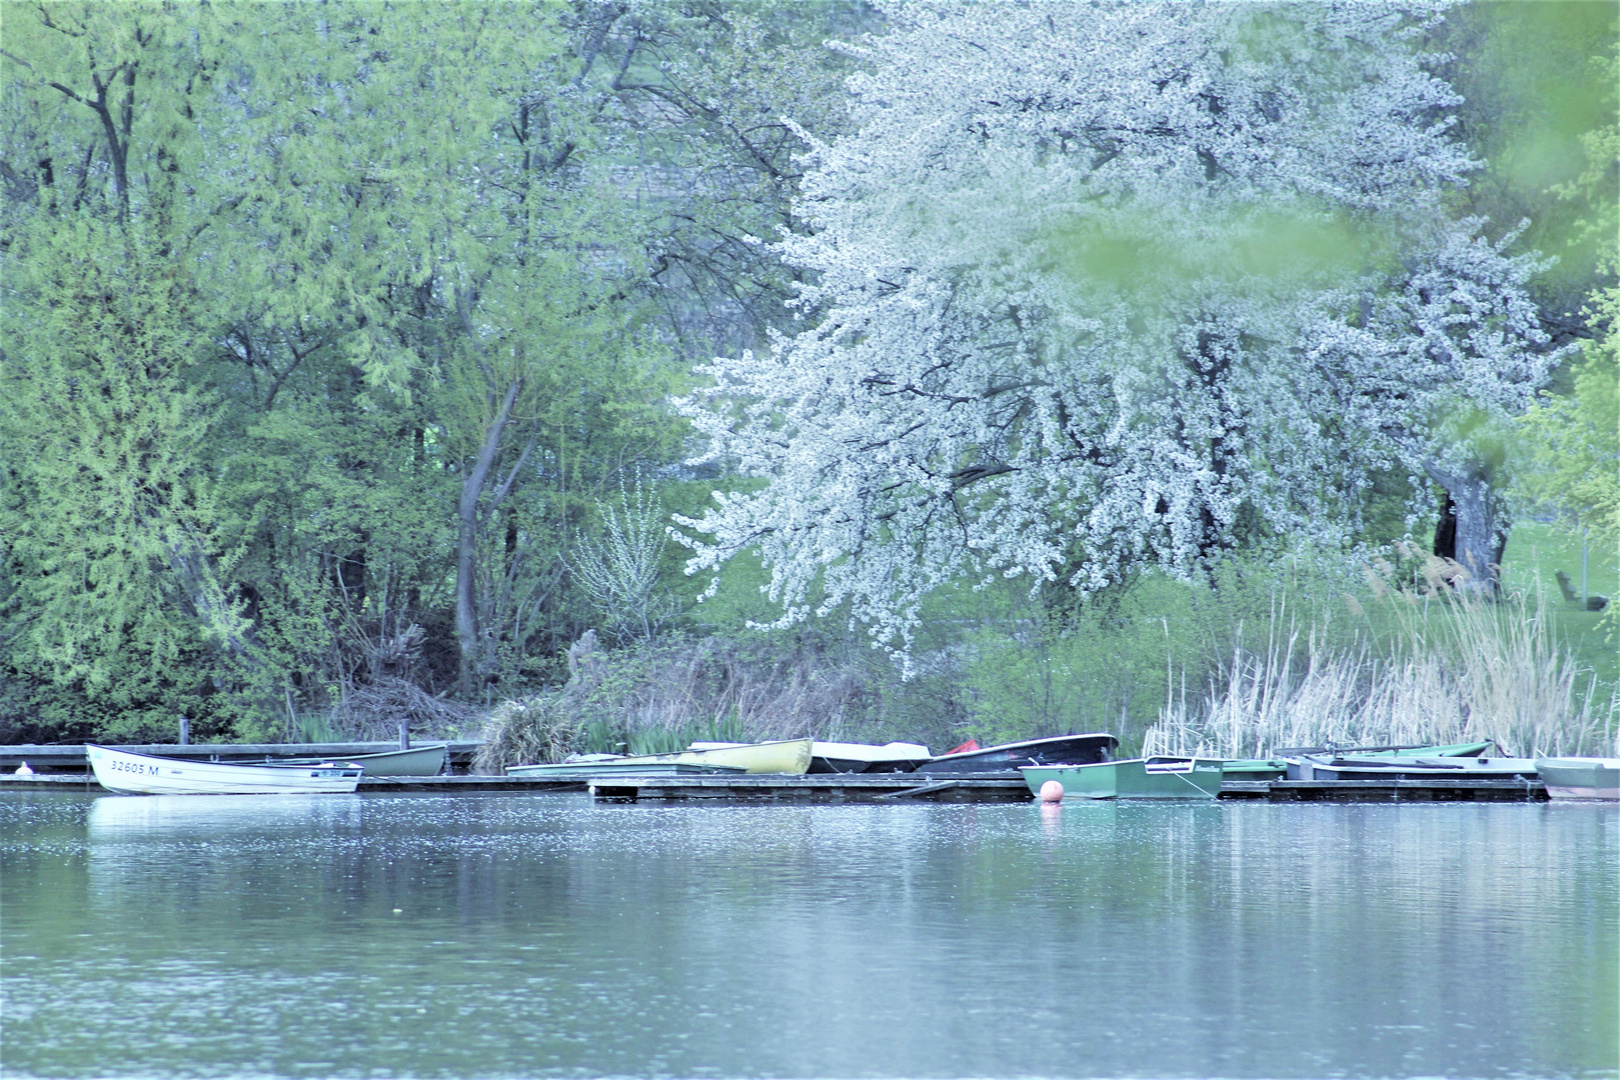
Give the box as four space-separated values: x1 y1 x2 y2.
1143 557 1617 759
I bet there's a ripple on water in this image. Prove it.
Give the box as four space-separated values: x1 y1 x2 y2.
1 793 1615 1079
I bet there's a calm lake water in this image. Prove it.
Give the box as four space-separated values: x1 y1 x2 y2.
2 791 1615 1079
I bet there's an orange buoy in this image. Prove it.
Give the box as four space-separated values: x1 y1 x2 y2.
1039 779 1063 803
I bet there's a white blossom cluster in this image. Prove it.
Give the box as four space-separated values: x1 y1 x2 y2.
674 1 1559 654
1308 222 1563 482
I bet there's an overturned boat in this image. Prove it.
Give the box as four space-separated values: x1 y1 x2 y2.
1224 741 1499 781
1285 755 1541 781
506 757 746 778
916 733 1118 775
809 741 933 774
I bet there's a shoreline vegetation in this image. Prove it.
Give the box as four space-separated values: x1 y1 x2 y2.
2 5 1613 758
475 540 1618 773
1143 555 1616 761
5 522 1615 766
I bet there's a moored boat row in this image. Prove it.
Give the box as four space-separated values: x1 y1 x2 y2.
507 733 1120 780
64 736 1620 801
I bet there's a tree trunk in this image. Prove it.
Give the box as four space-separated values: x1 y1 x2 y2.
455 379 522 692
1425 461 1505 595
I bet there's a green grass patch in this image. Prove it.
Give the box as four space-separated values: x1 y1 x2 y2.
1501 520 1617 708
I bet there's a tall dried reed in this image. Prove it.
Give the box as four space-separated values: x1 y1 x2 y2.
1143 557 1617 758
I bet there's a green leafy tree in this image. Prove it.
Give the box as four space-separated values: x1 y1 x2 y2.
1518 290 1620 552
1 6 250 737
1505 18 1618 559
1422 1 1618 565
1 215 247 738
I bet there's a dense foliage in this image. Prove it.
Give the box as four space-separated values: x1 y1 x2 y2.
1 1 865 740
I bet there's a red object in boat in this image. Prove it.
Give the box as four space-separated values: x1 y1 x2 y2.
945 739 980 755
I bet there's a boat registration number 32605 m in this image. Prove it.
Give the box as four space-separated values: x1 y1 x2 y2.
105 757 167 776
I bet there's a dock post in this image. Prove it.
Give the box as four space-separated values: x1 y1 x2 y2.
399 721 410 750
178 715 190 745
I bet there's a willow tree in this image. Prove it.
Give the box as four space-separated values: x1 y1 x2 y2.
0 6 252 735
675 2 1561 656
1 214 252 736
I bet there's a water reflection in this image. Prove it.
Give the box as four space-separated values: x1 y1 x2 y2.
2 793 1615 1079
1039 798 1063 839
87 792 365 837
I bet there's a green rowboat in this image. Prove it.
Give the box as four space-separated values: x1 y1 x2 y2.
1535 758 1620 800
1023 757 1225 800
1221 740 1497 781
271 743 448 776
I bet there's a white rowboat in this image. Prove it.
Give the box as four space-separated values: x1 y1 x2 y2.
87 744 363 795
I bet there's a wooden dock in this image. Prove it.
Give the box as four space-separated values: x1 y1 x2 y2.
1221 777 1548 802
588 773 1033 802
0 761 1548 802
357 775 584 792
586 774 1548 802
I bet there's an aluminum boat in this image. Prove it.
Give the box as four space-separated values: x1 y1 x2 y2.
87 744 363 795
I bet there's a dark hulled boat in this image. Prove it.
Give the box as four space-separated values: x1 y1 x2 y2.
916 733 1118 775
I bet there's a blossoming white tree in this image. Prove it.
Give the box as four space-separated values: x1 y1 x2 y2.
676 2 1561 651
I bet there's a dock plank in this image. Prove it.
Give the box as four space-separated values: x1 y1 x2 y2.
358 775 584 792
1260 777 1547 801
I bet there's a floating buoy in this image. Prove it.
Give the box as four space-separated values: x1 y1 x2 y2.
1039 779 1063 803
15 762 33 777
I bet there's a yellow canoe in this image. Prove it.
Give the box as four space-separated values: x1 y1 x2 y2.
618 738 813 775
